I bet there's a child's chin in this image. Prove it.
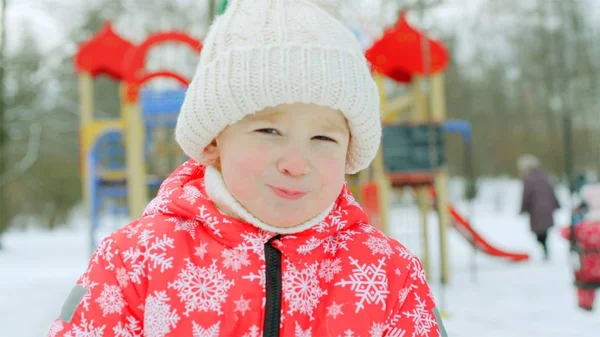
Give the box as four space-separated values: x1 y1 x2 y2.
262 212 315 229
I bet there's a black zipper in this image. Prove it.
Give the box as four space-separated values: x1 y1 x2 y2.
263 235 282 337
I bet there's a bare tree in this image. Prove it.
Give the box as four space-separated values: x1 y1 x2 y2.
0 0 7 245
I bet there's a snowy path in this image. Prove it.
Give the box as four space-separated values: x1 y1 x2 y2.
0 230 89 336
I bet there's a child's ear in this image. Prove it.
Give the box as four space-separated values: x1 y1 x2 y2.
202 139 220 164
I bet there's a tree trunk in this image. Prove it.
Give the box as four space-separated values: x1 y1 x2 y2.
0 0 8 247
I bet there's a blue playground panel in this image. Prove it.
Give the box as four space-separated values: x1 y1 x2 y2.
88 88 186 249
442 119 472 143
96 131 126 172
87 129 126 249
140 89 186 117
140 89 186 157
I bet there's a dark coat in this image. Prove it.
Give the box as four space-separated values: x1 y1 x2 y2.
520 168 560 234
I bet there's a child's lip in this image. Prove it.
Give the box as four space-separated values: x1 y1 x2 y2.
268 185 308 200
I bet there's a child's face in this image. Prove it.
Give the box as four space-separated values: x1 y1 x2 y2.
205 103 350 228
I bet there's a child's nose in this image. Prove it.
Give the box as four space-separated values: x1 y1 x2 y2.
277 148 310 177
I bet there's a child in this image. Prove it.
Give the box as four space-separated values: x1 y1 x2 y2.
561 184 600 311
48 1 447 336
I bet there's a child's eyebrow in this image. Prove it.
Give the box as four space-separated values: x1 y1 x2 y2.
317 122 350 135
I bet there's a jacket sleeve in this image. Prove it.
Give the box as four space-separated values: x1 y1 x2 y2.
385 258 447 337
520 178 532 214
47 235 143 337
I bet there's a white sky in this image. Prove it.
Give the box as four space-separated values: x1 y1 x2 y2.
6 0 600 61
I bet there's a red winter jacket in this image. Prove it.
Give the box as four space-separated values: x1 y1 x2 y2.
561 220 600 284
48 160 445 337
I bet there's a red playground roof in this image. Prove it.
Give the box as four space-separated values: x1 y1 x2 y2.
366 11 450 83
74 21 135 80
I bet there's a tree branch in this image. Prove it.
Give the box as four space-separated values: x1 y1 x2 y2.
0 122 42 187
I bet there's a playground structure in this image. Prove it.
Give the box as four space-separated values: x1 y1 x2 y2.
357 10 453 286
353 11 530 289
73 11 530 282
74 22 202 250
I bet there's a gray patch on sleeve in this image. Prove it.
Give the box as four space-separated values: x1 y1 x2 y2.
433 307 449 337
59 285 88 323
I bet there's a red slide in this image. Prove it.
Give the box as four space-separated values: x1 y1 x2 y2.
361 183 530 262
448 205 530 262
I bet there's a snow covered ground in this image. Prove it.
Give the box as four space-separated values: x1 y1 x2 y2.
415 180 600 337
1 178 598 337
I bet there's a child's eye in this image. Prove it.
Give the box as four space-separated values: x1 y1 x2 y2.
313 135 337 143
255 128 280 135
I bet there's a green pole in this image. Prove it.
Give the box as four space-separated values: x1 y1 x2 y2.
218 0 228 15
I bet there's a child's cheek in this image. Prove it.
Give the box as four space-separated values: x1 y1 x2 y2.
319 154 346 185
323 149 346 171
228 143 271 174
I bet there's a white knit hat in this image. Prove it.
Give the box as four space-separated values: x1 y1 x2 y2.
175 0 381 174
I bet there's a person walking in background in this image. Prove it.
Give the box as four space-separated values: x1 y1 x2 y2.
518 154 560 261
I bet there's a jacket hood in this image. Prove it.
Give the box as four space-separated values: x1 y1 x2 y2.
141 160 370 259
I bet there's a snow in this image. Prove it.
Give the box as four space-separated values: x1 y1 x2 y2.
392 178 600 337
1 178 599 337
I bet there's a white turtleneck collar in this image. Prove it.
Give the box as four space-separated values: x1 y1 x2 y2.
203 165 334 234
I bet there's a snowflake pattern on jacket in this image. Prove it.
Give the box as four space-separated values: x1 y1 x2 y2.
48 160 443 337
